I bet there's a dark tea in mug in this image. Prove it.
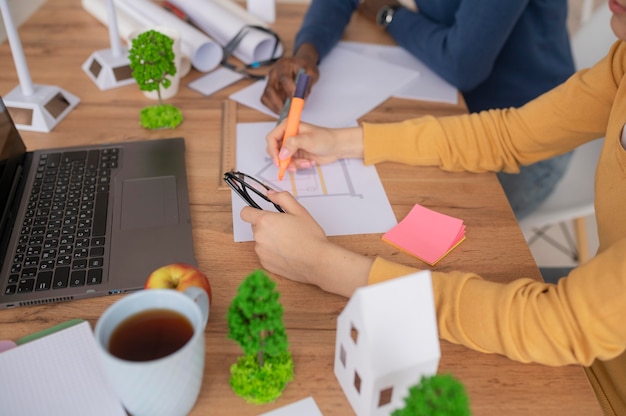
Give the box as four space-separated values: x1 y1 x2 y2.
108 308 194 361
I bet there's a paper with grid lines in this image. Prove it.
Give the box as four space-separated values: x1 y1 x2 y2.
0 321 126 415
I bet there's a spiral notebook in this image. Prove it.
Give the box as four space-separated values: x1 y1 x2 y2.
0 321 126 415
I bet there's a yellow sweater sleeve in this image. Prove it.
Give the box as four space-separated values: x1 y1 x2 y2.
362 41 621 173
369 238 626 367
364 40 626 368
366 39 626 415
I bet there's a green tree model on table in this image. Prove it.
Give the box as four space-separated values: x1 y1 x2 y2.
227 269 294 404
392 373 471 416
128 29 182 129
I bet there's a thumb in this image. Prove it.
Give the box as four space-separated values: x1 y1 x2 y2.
278 136 300 161
278 125 313 160
240 205 265 225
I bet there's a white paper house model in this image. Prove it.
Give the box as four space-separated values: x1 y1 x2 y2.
334 270 440 416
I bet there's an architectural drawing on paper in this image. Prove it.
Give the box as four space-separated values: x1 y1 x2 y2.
255 158 363 200
232 121 398 242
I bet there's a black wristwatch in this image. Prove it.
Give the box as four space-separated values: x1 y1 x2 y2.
376 5 400 28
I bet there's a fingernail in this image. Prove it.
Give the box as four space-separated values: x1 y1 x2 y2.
300 161 311 168
272 157 279 166
279 148 289 160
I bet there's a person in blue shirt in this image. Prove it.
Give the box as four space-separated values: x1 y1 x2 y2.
261 0 576 220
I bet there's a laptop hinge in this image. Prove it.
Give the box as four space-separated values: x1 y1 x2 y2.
0 154 32 270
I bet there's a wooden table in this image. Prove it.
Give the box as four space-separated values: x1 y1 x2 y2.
0 1 600 415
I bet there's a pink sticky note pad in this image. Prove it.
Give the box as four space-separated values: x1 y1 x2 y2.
383 204 465 265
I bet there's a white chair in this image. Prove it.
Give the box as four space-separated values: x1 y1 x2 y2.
519 138 603 263
519 2 614 264
571 2 616 70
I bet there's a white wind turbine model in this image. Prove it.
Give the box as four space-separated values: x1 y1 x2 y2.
82 0 134 90
0 0 80 132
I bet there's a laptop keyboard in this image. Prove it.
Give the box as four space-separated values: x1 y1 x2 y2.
4 148 120 295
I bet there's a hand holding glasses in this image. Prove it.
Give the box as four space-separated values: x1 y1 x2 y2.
223 171 285 213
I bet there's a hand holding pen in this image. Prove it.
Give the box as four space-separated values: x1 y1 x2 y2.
277 73 311 180
261 45 319 114
266 122 366 173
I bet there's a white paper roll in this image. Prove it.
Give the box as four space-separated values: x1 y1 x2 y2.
213 0 268 28
168 0 283 65
246 0 276 24
81 0 223 73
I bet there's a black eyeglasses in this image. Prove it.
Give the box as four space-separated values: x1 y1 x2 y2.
220 25 283 80
223 171 285 212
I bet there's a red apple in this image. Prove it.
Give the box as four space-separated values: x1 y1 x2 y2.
144 263 212 305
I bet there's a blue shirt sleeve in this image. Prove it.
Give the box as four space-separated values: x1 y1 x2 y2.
293 0 573 112
294 0 360 62
388 1 529 91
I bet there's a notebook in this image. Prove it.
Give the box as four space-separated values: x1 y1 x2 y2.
0 96 197 309
0 321 127 415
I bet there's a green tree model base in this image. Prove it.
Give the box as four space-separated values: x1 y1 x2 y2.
392 373 471 416
140 104 183 129
229 351 294 404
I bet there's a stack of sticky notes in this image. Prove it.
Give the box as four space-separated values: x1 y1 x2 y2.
382 204 465 265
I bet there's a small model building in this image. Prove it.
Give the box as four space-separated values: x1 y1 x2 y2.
334 271 440 416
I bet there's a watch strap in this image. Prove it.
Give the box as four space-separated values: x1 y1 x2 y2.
376 5 400 28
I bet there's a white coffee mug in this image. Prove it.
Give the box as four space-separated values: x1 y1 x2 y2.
94 288 209 416
128 26 183 100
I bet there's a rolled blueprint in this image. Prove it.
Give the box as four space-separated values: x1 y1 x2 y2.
212 0 269 28
168 0 283 65
81 0 223 73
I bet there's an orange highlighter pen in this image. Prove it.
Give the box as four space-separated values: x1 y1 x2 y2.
277 73 310 181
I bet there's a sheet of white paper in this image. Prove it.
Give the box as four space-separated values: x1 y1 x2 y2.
258 397 323 416
339 41 458 104
188 67 245 96
231 122 397 242
229 47 419 128
0 322 126 416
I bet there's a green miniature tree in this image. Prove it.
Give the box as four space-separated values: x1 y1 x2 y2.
128 29 182 129
227 269 294 404
392 373 471 416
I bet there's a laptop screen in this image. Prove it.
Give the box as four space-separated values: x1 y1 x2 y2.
0 98 27 243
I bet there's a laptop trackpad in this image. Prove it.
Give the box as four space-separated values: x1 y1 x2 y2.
120 176 179 230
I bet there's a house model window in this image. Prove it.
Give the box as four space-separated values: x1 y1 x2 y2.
378 387 393 407
354 371 361 393
340 344 347 367
350 323 359 344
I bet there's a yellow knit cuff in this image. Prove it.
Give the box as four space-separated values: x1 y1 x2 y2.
368 257 420 285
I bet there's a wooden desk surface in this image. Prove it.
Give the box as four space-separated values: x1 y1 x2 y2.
0 1 600 415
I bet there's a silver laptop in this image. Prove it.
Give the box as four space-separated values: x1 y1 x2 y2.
0 96 197 309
